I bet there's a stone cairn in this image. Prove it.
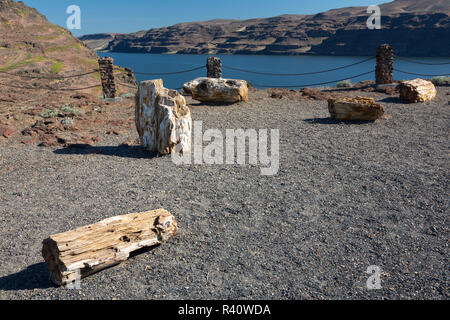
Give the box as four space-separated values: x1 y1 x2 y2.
207 57 222 78
98 57 116 98
375 44 394 84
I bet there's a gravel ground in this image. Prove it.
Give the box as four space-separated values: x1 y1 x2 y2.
0 87 448 300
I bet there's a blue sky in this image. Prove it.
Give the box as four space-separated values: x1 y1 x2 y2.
19 0 387 36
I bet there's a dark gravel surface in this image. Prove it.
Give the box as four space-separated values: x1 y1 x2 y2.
0 88 448 300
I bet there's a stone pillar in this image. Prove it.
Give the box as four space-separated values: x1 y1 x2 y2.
98 57 116 98
375 44 394 84
207 57 222 78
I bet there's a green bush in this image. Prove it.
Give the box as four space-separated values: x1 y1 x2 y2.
336 80 352 88
430 76 450 85
60 104 82 114
40 109 59 118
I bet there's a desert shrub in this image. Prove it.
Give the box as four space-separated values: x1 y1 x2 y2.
430 76 450 85
61 118 74 125
60 104 82 114
336 80 352 88
40 109 59 118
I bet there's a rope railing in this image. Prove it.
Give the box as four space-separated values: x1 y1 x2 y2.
223 57 375 76
0 81 101 91
395 56 450 66
1 52 448 93
253 70 374 88
114 65 205 76
394 69 450 77
0 69 99 80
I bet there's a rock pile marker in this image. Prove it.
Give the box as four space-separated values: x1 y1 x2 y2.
98 57 116 99
42 209 178 286
375 44 394 85
206 57 222 78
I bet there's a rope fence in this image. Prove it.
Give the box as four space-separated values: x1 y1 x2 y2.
0 47 449 94
394 56 450 66
222 57 375 76
253 70 374 88
393 69 450 77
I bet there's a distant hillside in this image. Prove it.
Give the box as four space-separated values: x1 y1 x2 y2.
80 0 450 57
0 0 99 85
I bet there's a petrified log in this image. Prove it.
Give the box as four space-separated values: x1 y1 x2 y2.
42 209 178 286
398 79 437 103
183 77 248 103
135 79 192 155
328 96 385 121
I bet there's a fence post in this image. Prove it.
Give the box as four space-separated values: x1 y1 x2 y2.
207 57 222 78
375 44 394 84
98 57 116 99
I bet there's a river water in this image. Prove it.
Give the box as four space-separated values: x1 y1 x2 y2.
98 52 450 90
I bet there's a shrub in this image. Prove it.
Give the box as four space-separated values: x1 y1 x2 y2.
337 80 352 88
60 104 82 114
430 76 450 85
61 118 74 125
40 109 59 118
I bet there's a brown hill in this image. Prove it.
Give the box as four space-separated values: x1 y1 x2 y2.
80 0 450 56
0 0 136 148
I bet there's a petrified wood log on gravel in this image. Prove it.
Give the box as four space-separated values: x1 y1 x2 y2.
136 79 192 155
328 96 385 121
42 209 178 286
183 77 248 103
398 79 437 103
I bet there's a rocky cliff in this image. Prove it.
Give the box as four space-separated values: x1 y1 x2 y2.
80 0 450 57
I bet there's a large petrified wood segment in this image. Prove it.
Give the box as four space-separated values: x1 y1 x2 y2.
135 79 192 155
183 77 248 103
398 78 437 103
42 209 178 286
328 96 385 121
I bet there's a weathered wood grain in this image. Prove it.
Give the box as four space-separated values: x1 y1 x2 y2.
42 209 178 286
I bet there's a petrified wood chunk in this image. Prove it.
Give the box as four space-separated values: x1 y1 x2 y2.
328 96 385 121
183 77 248 103
42 209 178 286
135 79 192 155
398 79 437 103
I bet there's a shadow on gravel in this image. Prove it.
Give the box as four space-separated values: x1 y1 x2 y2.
303 118 375 125
53 145 159 159
380 97 408 104
0 263 55 290
189 101 242 107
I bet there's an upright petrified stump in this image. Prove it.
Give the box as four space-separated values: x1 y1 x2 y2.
98 57 116 98
207 57 223 78
328 96 385 121
376 44 394 84
398 79 437 102
42 209 178 286
135 79 192 155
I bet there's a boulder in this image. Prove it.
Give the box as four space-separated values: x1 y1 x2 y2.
398 79 437 103
135 79 192 155
183 77 248 103
328 96 385 121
